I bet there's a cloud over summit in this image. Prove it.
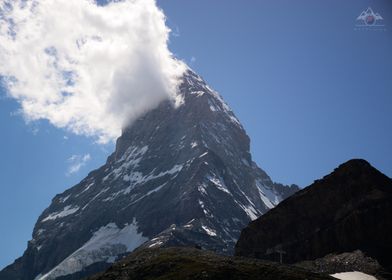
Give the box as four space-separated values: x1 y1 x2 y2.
0 0 186 143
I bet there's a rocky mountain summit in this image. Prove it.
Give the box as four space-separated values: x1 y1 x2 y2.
0 70 297 280
235 159 392 274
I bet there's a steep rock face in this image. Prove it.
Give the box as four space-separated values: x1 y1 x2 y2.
1 70 297 280
235 159 392 271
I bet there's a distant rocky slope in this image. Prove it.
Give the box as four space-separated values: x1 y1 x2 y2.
235 159 392 273
0 70 297 280
86 247 334 280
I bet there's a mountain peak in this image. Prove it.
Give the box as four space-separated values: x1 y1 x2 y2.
1 71 298 280
335 158 372 171
316 159 390 192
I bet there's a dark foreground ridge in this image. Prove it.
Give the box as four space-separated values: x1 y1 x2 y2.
235 159 392 272
87 247 334 280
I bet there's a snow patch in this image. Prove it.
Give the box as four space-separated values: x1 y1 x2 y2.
82 187 110 210
190 90 204 97
59 195 71 203
198 199 211 217
38 219 147 280
199 152 208 158
122 183 168 206
235 200 259 221
36 229 45 236
331 272 377 280
107 165 183 201
103 146 148 182
201 225 217 237
207 174 231 195
242 205 259 220
241 158 250 167
42 206 80 222
209 104 218 112
258 189 275 209
148 241 163 248
191 141 198 148
81 182 95 194
198 184 207 195
255 179 281 209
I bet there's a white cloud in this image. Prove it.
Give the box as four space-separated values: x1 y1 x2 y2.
0 0 186 143
67 154 91 175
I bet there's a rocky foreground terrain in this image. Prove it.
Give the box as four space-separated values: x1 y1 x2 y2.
295 251 392 280
86 247 334 280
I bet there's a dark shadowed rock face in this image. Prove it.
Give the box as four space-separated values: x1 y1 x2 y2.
0 70 297 280
86 247 334 280
235 159 392 272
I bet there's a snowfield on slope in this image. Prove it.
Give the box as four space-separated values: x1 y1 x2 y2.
37 219 147 280
331 271 377 280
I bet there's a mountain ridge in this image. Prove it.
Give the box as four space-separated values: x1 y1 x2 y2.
235 159 392 272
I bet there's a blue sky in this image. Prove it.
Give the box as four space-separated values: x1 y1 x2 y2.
1 0 391 270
